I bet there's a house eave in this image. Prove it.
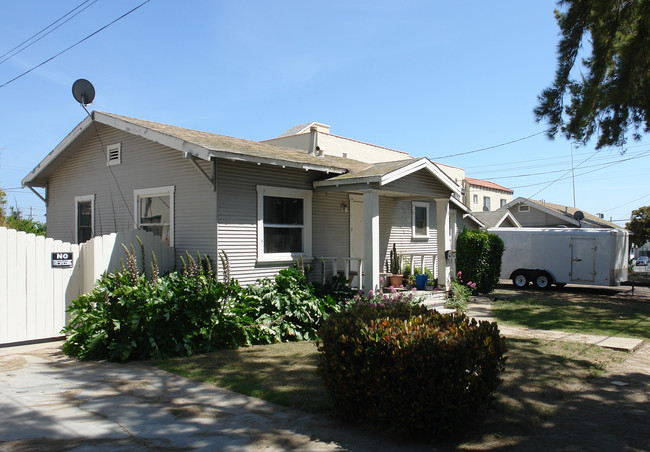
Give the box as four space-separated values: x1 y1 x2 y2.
22 114 94 187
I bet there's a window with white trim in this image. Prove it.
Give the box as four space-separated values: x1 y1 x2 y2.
500 199 507 208
257 185 312 261
134 186 174 245
75 195 94 244
412 201 429 238
472 194 478 203
107 143 122 166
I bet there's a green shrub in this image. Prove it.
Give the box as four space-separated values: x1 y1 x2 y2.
63 253 343 362
445 276 473 312
456 229 505 294
317 300 507 439
62 251 246 361
235 266 341 344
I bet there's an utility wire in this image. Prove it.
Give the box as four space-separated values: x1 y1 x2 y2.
0 0 151 89
601 193 650 213
0 0 98 65
524 150 599 198
482 150 650 180
430 129 551 160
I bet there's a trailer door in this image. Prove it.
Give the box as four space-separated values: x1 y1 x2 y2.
570 238 596 282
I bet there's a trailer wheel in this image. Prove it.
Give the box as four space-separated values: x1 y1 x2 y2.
534 272 552 289
512 272 528 288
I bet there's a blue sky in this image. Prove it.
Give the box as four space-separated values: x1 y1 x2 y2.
1 0 648 226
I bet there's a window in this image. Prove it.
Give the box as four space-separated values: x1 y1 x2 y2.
473 194 478 204
412 201 429 238
257 186 312 261
75 195 94 244
500 199 507 208
134 186 174 245
483 196 491 210
519 205 530 212
107 143 122 166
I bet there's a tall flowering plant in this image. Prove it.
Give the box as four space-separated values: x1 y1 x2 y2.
445 271 475 312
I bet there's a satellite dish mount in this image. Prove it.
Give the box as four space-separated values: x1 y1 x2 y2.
72 79 95 116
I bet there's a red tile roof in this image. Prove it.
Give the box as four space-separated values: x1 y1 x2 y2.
465 177 513 193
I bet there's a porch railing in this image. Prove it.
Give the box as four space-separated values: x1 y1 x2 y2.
400 253 438 279
317 256 363 291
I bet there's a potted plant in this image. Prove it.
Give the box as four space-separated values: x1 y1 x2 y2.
388 243 403 287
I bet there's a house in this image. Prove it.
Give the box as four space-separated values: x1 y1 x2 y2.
464 177 514 211
501 197 621 229
472 210 521 229
23 113 473 290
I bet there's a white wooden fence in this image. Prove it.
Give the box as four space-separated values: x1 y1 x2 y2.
0 228 174 346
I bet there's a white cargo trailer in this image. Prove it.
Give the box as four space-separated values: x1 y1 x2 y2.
488 227 629 288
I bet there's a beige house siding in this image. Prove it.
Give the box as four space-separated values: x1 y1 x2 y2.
467 184 513 212
510 207 575 228
380 198 438 275
216 160 328 285
44 124 218 266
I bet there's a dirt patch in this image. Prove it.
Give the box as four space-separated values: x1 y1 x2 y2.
0 356 28 372
459 286 650 451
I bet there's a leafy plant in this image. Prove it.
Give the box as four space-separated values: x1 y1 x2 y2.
445 272 475 312
456 229 504 294
62 252 346 362
317 299 507 439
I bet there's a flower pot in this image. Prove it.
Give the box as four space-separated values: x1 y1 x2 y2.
390 274 404 287
415 274 428 290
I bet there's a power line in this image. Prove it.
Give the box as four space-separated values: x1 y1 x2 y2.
430 129 551 160
0 0 98 65
0 0 151 89
602 193 650 213
524 150 599 198
483 150 650 181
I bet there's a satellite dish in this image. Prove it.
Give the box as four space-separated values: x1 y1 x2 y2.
573 211 585 221
72 79 95 106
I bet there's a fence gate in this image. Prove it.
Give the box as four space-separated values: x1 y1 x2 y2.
0 228 174 346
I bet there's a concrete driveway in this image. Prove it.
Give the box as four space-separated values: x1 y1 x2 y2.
0 342 418 451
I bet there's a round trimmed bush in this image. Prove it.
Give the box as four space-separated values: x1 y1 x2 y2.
317 301 507 439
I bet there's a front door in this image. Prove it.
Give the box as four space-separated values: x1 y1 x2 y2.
349 194 364 287
570 238 596 282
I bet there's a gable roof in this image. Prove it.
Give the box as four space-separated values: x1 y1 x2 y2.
23 113 459 199
278 122 331 137
472 210 521 228
449 196 485 228
313 157 462 196
502 197 620 229
23 112 370 187
465 177 513 193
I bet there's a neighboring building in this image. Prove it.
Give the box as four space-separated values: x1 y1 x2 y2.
472 210 521 229
502 197 622 229
464 177 514 212
23 113 473 289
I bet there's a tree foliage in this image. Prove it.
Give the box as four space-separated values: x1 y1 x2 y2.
5 206 46 236
535 0 650 149
626 205 650 247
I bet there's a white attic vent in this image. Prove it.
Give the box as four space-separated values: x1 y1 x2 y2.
107 143 122 166
519 205 530 212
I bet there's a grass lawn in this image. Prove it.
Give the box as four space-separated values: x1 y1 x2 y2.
152 335 631 449
490 287 650 340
